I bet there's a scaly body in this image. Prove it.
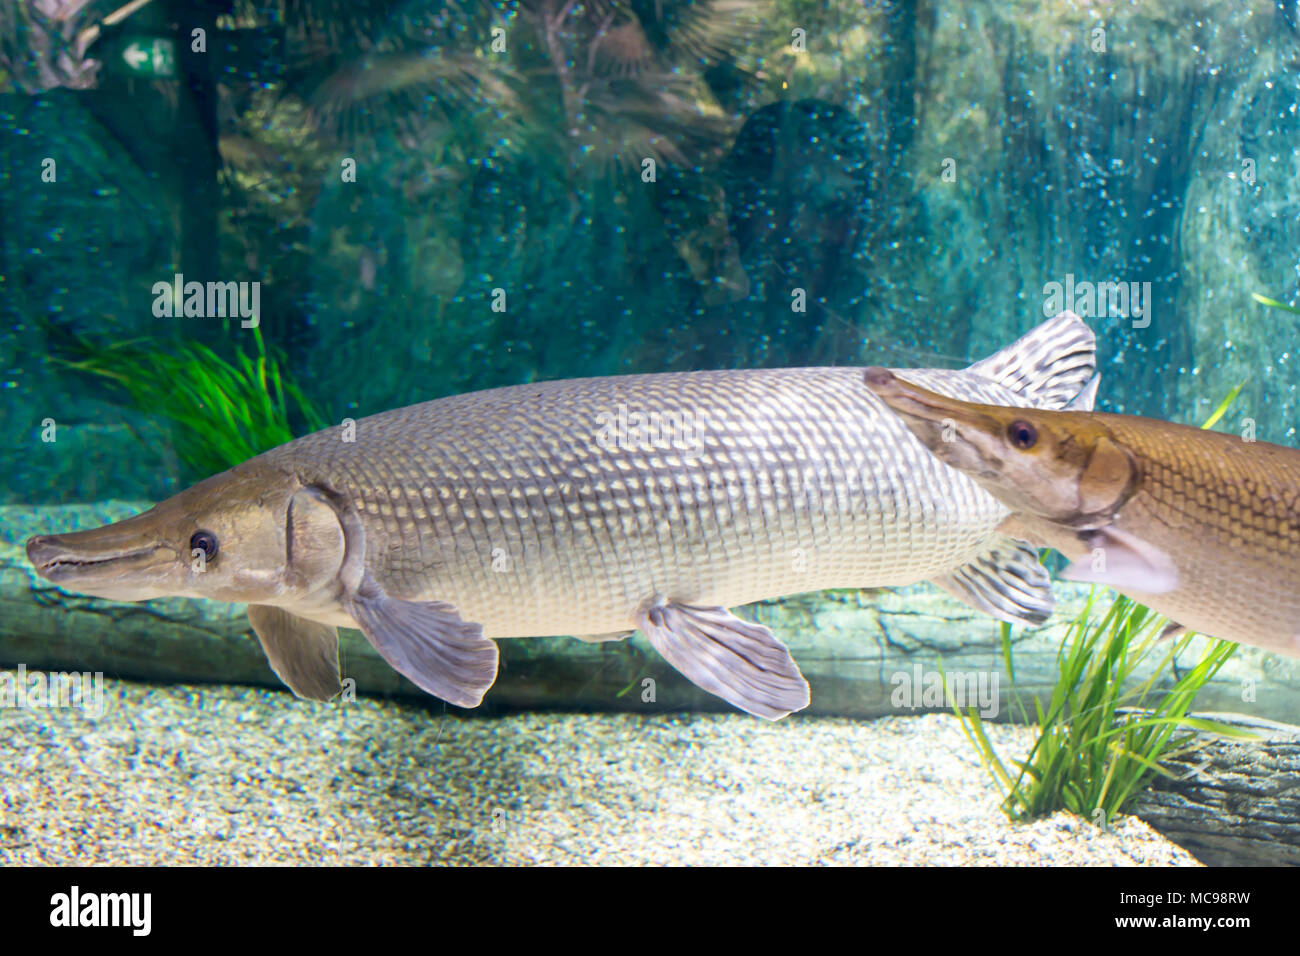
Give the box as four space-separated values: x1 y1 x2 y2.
29 314 1096 718
270 365 1049 637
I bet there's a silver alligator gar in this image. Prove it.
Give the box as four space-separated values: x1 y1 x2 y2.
27 312 1097 719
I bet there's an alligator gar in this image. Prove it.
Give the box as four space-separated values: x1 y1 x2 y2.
27 313 1096 719
864 365 1300 657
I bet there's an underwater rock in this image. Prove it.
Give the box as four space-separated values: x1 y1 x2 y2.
5 502 1300 723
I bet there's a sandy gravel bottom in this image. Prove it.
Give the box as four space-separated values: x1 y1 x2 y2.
0 679 1198 866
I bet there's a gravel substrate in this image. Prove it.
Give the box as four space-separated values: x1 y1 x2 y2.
0 678 1199 866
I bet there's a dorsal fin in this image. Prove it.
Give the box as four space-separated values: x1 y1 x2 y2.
1065 373 1101 411
965 310 1097 410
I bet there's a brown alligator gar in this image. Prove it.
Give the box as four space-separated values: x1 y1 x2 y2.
864 367 1300 657
26 313 1097 720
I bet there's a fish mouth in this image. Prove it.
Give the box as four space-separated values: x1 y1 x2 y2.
26 533 168 588
864 366 1018 486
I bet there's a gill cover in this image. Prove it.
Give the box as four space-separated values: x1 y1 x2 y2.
1074 435 1137 521
247 487 347 700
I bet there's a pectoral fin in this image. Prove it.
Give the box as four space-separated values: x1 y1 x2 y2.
247 604 343 701
636 602 810 720
347 580 498 708
931 537 1054 626
1060 526 1179 594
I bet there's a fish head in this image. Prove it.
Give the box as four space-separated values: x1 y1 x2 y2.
25 462 341 605
864 367 1137 528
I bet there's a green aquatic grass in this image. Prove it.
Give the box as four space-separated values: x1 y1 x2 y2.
1252 292 1300 315
953 598 1243 825
54 327 327 481
950 385 1253 826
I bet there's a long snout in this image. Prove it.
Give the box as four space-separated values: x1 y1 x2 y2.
27 512 176 600
864 367 1004 449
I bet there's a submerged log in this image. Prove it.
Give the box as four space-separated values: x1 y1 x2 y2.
1135 714 1300 867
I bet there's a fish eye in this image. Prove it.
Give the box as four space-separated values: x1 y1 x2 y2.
1008 420 1038 450
189 530 219 561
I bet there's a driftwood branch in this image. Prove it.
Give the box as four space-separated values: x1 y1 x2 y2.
1135 714 1300 866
